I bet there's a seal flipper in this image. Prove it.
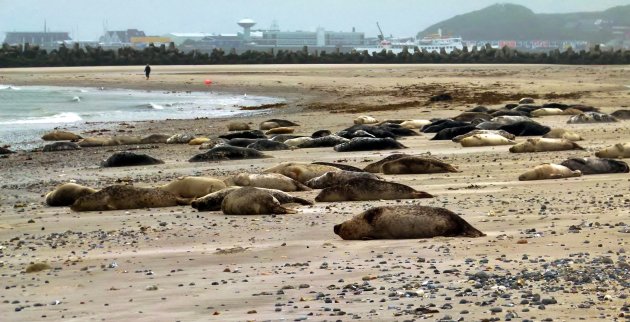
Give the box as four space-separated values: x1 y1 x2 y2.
290 197 314 206
176 197 193 205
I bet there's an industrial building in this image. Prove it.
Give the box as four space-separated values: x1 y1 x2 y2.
3 31 71 48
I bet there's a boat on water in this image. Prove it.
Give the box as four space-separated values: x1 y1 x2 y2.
354 29 464 55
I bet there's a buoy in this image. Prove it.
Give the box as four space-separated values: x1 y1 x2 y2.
204 79 212 86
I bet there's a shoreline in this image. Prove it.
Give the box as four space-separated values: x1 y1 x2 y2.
0 64 629 321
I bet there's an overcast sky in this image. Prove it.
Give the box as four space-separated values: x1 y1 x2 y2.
1 0 628 40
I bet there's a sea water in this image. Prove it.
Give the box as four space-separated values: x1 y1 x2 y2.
0 85 283 149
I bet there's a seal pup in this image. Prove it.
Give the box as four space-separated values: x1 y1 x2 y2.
101 152 164 167
400 120 431 129
380 156 459 174
334 137 407 152
191 187 312 211
41 130 82 141
498 121 550 136
45 183 96 207
305 170 382 189
221 187 297 215
247 140 289 151
315 178 433 202
160 176 226 198
189 146 271 162
542 128 583 141
452 130 515 143
354 115 379 125
560 157 629 175
263 162 341 183
518 163 582 181
284 137 313 147
311 162 365 172
363 153 412 173
567 112 618 124
531 108 565 117
71 185 189 211
224 173 311 192
42 142 81 152
333 205 485 240
265 127 295 135
260 119 299 130
459 133 516 147
166 133 195 144
509 138 584 153
595 143 630 158
227 121 250 131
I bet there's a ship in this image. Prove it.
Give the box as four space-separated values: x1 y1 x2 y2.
354 28 464 55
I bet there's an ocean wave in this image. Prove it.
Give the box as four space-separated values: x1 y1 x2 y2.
149 103 164 110
0 112 82 125
0 85 21 90
72 96 81 102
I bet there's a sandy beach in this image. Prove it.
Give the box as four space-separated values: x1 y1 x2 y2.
0 64 629 322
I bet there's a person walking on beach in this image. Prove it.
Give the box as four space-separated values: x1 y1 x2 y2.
144 64 151 80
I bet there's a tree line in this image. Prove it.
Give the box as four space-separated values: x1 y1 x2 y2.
0 42 628 67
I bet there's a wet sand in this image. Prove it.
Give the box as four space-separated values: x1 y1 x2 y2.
0 64 629 321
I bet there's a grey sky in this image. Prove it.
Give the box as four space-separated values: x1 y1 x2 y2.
1 0 629 40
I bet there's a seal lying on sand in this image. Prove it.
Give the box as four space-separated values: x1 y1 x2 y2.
305 170 382 189
459 133 516 147
518 164 582 181
452 130 515 143
224 173 312 192
421 120 469 133
160 176 226 198
227 121 250 131
354 115 379 125
611 109 630 120
140 134 170 144
41 131 82 141
166 134 195 144
431 125 477 140
260 119 299 130
71 185 189 211
595 143 630 158
221 187 297 215
247 140 289 151
380 156 459 174
363 154 411 173
400 120 431 129
333 205 485 240
315 178 433 202
499 121 550 136
101 152 164 167
219 130 266 140
298 135 349 148
542 128 583 141
45 183 96 207
530 108 565 117
189 146 270 162
567 112 618 124
265 127 295 135
334 138 407 152
311 162 365 172
42 142 81 152
191 187 312 211
509 138 584 153
560 157 629 175
263 162 341 183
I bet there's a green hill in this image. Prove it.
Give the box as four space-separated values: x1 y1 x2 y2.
419 3 630 42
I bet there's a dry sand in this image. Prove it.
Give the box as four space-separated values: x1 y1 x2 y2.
0 64 629 321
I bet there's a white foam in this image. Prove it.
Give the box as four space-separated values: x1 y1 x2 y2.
149 103 164 110
0 112 82 125
72 96 81 102
0 85 21 90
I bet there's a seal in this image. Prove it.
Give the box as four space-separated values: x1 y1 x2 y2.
167 133 195 144
160 176 227 198
265 127 295 135
221 187 297 215
459 133 516 147
363 153 412 173
270 134 304 143
452 112 492 122
337 125 396 139
595 143 630 158
431 125 477 140
611 109 630 120
311 162 366 172
567 112 618 124
542 128 583 141
311 130 332 138
509 138 584 153
499 121 550 136
187 138 211 145
284 137 314 147
421 120 469 133
354 115 379 125
380 156 459 174
228 138 261 147
475 121 503 130
512 105 542 114
78 137 114 147
315 178 433 202
260 119 299 130
41 130 82 141
247 140 289 151
333 205 485 240
560 157 629 175
45 183 96 207
224 173 312 192
490 110 530 117
452 130 515 143
263 162 341 183
189 146 271 162
490 115 533 125
71 185 189 211
400 120 431 129
227 121 250 131
101 152 164 167
219 130 266 140
518 163 582 181
531 108 565 117
305 170 382 189
467 106 491 113
42 142 81 152
298 135 349 148
334 137 407 152
519 97 535 105
191 187 312 212
140 134 170 144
